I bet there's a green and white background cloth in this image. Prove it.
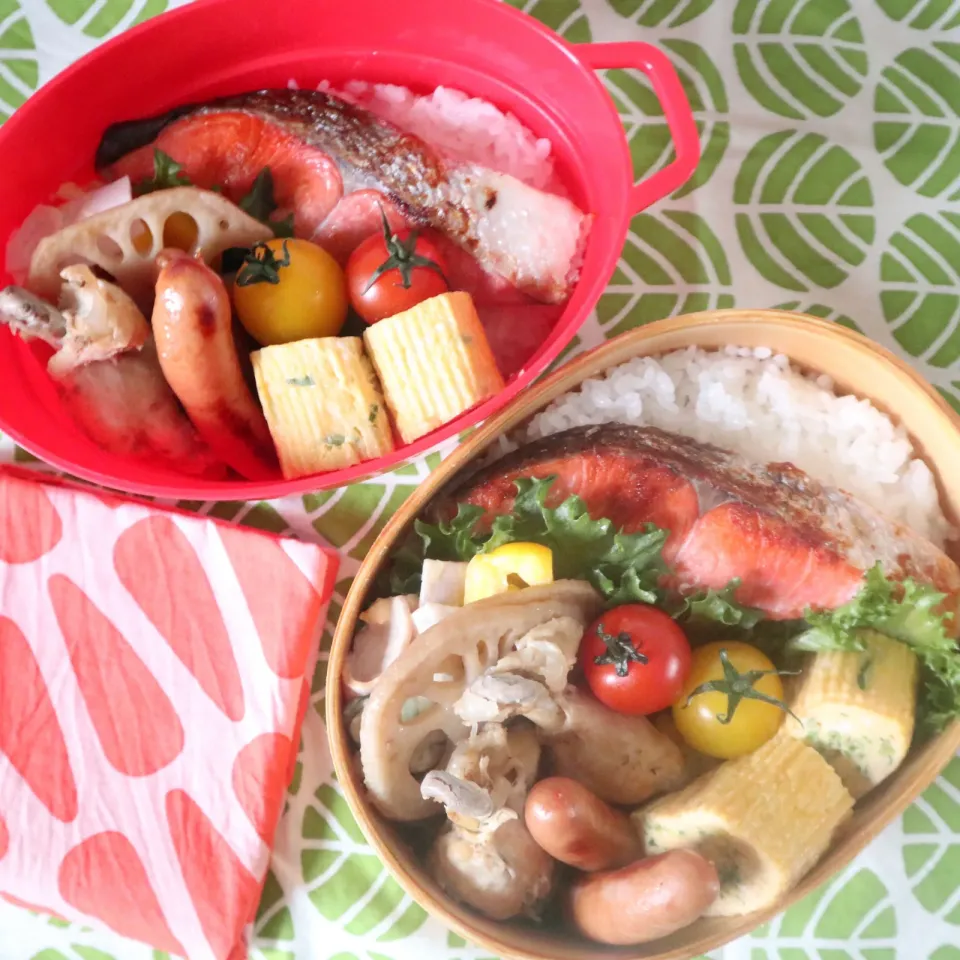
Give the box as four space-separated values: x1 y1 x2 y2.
1 0 960 957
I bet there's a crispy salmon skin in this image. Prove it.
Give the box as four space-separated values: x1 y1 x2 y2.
440 424 960 620
97 89 590 304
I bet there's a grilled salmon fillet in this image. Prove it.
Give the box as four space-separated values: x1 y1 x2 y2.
97 89 590 304
440 424 960 620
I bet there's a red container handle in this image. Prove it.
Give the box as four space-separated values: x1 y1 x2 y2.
575 42 700 214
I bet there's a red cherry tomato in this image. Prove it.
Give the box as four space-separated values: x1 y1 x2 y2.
580 605 692 716
346 209 448 324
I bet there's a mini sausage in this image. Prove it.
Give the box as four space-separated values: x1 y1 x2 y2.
569 849 719 945
151 250 278 480
524 777 643 872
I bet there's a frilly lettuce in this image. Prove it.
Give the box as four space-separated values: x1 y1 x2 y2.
387 476 667 604
384 478 960 734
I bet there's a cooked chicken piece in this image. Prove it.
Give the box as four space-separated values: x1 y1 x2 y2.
422 771 504 827
543 688 685 805
454 673 564 730
492 616 583 693
52 265 152 376
0 271 223 478
343 595 418 697
429 815 553 921
421 723 540 829
1 267 147 377
422 723 552 920
445 722 541 814
453 615 584 729
428 817 554 921
359 580 601 821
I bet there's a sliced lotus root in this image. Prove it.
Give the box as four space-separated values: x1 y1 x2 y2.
28 187 271 312
358 579 602 822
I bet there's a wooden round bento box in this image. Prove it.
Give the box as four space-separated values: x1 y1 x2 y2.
326 309 960 960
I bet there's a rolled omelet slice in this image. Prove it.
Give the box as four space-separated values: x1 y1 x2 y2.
635 736 853 917
784 629 917 799
363 291 504 444
252 337 394 478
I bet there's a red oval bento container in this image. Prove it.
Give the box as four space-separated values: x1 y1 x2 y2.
0 0 699 500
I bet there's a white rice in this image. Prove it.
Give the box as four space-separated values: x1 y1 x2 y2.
315 80 558 191
521 345 951 547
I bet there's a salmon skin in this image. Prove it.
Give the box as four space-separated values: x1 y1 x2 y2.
96 89 590 305
440 424 960 621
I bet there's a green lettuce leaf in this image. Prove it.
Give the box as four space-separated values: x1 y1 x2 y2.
385 548 423 596
136 148 191 194
238 168 295 238
790 565 954 654
593 562 661 607
384 476 668 606
490 478 668 590
383 505 485 594
670 579 766 630
414 504 487 562
918 656 960 736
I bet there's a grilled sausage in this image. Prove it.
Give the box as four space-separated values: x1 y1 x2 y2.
569 850 719 945
151 249 277 480
524 777 642 872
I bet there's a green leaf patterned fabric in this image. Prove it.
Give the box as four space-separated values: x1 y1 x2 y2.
732 0 868 120
44 0 168 38
2 1 960 959
0 1 37 122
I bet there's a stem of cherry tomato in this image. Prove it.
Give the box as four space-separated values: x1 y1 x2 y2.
682 648 800 725
593 627 649 676
363 204 447 292
672 641 799 760
345 206 449 324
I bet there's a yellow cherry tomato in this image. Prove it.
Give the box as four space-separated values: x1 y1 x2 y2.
672 641 792 760
232 238 348 346
463 542 554 604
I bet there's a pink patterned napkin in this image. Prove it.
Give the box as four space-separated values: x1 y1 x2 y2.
0 468 338 959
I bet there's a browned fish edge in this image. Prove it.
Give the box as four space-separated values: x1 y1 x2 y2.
437 423 830 517
437 423 958 572
96 89 464 235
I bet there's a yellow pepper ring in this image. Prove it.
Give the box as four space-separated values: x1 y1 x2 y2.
463 542 554 605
